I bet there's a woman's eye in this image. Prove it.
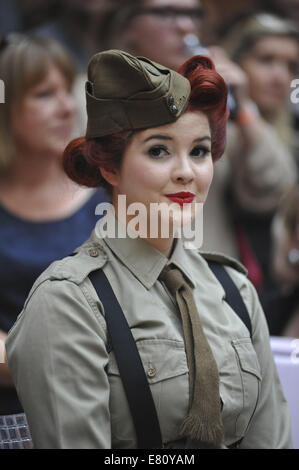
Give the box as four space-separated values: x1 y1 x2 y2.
190 145 210 158
34 89 53 98
148 146 169 158
257 54 273 65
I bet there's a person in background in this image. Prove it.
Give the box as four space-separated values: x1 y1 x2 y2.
31 0 114 135
0 34 108 448
199 0 260 45
32 0 112 70
100 0 204 71
216 13 299 334
271 185 299 337
262 0 299 25
17 0 58 31
221 12 299 159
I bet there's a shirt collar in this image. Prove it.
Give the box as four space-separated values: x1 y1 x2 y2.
169 237 196 289
92 215 196 290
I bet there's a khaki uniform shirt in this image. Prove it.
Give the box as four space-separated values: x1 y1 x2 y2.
6 226 292 449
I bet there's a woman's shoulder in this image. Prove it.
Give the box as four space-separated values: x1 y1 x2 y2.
6 234 110 344
196 249 257 302
198 250 248 275
185 248 261 331
196 249 267 338
22 234 109 306
187 248 248 286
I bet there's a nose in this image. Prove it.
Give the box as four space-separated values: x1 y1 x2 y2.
175 15 198 34
57 90 76 118
171 154 194 185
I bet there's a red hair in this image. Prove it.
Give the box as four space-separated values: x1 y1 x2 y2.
63 132 131 194
63 55 229 190
178 55 229 162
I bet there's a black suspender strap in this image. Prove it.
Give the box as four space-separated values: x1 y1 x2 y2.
88 269 163 449
89 261 252 449
207 260 252 338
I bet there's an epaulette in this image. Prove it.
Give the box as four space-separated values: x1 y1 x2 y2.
24 241 109 301
46 242 109 284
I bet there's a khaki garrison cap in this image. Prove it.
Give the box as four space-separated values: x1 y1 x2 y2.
85 49 191 138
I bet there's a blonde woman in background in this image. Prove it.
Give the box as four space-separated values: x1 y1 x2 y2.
0 34 108 448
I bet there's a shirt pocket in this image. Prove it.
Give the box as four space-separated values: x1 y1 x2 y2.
106 338 189 448
220 337 262 444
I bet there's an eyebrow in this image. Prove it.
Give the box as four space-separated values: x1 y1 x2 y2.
143 135 211 143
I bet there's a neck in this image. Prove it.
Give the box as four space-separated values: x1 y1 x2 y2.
113 199 175 258
141 235 175 258
3 149 66 188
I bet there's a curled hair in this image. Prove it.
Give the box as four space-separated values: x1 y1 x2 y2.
178 55 229 161
63 55 229 190
63 132 132 194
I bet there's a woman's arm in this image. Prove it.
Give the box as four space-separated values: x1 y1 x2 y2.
236 276 293 448
6 278 111 449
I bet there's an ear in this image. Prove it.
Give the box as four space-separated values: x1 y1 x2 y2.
100 166 120 187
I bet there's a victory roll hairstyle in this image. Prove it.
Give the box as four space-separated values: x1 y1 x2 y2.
63 55 229 193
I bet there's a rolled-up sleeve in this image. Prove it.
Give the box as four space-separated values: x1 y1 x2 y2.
6 279 111 449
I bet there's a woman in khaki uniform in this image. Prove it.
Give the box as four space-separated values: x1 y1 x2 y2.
6 50 292 449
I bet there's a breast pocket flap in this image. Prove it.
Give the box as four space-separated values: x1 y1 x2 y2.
107 339 188 384
232 339 262 380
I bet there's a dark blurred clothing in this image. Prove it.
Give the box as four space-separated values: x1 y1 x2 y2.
0 0 20 34
32 21 91 70
231 199 299 336
0 188 109 414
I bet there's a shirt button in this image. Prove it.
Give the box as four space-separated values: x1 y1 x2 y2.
89 248 99 257
147 367 156 378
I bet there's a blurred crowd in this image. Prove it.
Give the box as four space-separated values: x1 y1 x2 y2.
0 0 298 417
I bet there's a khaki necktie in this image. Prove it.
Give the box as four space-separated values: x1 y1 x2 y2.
159 265 224 448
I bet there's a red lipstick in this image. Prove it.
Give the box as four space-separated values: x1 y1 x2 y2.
165 192 195 206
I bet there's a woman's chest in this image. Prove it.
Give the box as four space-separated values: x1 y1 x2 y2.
103 272 261 448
